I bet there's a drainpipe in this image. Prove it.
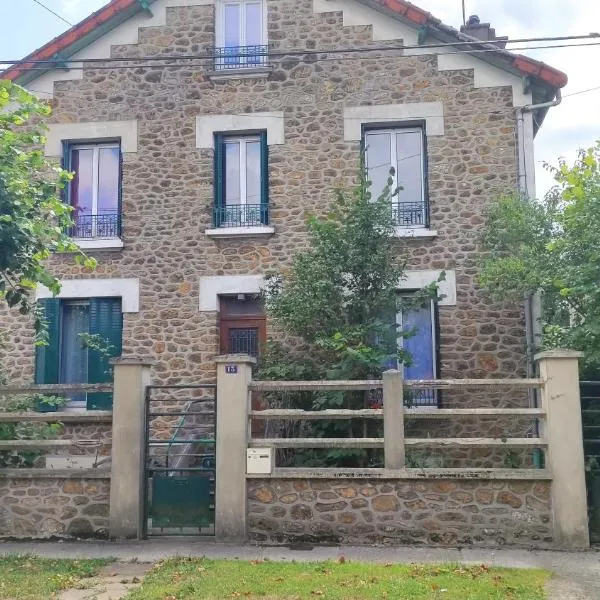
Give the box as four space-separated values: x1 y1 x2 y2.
515 91 562 459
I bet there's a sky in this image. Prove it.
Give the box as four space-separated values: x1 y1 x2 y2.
1 0 599 197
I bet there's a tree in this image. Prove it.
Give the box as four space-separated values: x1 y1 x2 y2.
261 160 440 382
0 80 94 337
479 142 600 375
257 160 441 466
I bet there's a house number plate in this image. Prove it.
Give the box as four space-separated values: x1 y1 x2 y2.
225 365 238 374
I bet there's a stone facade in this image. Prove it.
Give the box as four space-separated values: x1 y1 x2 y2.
0 0 528 393
0 475 110 538
247 477 553 547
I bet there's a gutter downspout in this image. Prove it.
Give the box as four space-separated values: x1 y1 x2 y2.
516 90 562 465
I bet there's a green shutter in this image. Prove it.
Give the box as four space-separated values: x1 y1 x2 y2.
260 130 269 225
117 147 123 237
214 133 225 227
87 298 123 410
35 299 61 412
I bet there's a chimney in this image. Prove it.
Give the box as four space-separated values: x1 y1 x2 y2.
460 15 508 49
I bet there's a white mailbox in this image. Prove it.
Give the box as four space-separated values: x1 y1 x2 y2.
247 448 274 474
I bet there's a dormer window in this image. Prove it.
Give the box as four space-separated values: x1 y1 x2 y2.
215 0 267 70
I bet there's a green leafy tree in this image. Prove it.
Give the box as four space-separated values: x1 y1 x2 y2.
258 161 442 466
0 80 94 337
479 142 600 375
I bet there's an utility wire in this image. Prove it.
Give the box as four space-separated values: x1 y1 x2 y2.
562 85 600 98
29 0 73 27
1 32 599 67
8 40 600 73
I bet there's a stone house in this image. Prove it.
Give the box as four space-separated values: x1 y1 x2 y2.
0 0 567 410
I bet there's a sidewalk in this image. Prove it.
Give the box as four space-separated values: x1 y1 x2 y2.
0 539 598 599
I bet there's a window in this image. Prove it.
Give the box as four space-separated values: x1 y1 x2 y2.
35 297 123 410
219 295 266 357
215 0 267 70
214 132 269 227
364 127 429 228
64 142 122 240
382 297 438 407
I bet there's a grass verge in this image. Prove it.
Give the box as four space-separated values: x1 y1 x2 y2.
125 558 551 599
0 554 110 600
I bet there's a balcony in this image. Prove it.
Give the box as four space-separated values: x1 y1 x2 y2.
69 213 123 250
392 201 436 239
211 45 270 79
206 204 273 240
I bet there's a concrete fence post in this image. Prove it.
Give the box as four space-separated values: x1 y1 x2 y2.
383 370 405 469
536 349 589 548
215 354 256 541
108 358 152 540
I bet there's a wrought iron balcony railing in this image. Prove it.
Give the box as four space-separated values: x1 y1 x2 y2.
213 45 269 70
392 201 428 228
214 204 268 228
69 213 122 239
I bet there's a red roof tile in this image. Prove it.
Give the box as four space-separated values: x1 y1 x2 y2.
1 0 568 89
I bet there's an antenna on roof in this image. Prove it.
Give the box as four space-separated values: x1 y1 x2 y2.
462 0 467 26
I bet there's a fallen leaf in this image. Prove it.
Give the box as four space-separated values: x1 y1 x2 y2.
337 555 346 564
311 590 324 596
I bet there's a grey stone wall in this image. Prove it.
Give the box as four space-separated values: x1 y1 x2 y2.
0 475 110 538
0 0 527 390
247 478 553 547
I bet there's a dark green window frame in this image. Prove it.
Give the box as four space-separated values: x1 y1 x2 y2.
213 131 269 228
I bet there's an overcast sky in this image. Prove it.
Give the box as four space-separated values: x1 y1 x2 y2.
2 0 599 197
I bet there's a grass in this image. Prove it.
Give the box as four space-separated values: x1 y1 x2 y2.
125 558 551 600
0 554 110 600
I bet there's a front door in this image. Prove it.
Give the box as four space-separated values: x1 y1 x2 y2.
219 295 266 358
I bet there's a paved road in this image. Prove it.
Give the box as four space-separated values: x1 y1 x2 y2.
1 540 598 599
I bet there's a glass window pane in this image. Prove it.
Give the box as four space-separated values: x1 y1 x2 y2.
60 303 90 403
396 130 423 204
246 141 261 205
70 148 94 215
245 3 262 46
402 304 434 381
365 132 392 201
225 141 241 205
224 3 241 47
98 147 120 214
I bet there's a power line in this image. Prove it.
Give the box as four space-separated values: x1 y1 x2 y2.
7 40 600 74
1 32 599 67
562 85 600 98
29 0 73 27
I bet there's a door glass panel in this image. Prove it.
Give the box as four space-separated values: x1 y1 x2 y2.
365 132 392 201
245 140 261 223
98 147 119 214
60 302 90 405
228 327 259 357
225 141 241 206
401 303 436 406
245 3 262 45
396 130 424 224
224 3 241 47
70 148 94 215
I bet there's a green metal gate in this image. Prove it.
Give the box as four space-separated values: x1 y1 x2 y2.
581 381 600 543
143 384 216 537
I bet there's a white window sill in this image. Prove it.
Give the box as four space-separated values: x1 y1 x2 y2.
208 66 273 81
394 228 438 239
205 226 275 239
72 238 124 251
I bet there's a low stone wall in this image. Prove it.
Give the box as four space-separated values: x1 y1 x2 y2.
0 472 110 539
247 477 553 547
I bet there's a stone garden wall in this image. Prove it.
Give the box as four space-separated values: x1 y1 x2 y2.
0 474 110 539
247 478 553 547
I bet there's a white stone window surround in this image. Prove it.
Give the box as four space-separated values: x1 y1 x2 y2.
399 270 456 306
199 275 265 311
346 103 444 239
196 112 285 149
197 112 284 238
36 278 140 313
44 120 138 157
199 271 456 312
